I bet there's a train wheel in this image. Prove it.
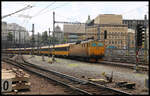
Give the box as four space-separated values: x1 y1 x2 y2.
89 58 96 63
98 59 104 62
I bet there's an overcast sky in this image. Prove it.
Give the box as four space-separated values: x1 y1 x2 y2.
2 1 148 35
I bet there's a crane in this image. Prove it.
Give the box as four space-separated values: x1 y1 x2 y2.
2 5 33 19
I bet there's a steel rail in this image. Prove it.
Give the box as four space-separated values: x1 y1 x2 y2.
2 57 132 95
100 60 148 71
2 58 91 95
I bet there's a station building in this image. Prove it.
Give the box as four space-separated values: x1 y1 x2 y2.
86 14 128 49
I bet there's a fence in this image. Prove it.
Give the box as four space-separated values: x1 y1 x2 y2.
104 48 149 65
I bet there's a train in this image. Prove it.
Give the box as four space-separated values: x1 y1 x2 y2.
3 39 106 62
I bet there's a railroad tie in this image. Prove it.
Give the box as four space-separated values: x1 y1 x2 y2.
115 81 127 87
115 81 136 89
123 83 136 89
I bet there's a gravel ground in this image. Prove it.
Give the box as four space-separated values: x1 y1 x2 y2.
1 61 73 95
22 55 149 95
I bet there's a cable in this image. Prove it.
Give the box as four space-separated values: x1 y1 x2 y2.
56 13 78 22
33 2 56 17
121 4 148 14
33 3 70 18
2 5 33 19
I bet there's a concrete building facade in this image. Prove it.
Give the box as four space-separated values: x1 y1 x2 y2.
123 15 149 29
94 14 122 24
2 22 29 44
54 25 64 44
2 22 8 41
86 14 128 49
7 23 29 44
63 24 85 43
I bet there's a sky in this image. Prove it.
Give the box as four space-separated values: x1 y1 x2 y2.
2 1 149 35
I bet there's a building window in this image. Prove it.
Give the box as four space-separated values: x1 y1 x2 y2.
132 40 134 44
112 41 114 44
115 41 117 44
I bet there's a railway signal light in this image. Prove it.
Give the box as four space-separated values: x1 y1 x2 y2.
136 24 145 47
104 30 107 39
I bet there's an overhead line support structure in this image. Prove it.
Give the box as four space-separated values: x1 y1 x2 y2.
52 12 55 61
2 5 33 19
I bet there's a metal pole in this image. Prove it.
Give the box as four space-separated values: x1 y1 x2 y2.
52 11 55 61
49 28 51 57
38 32 40 55
133 20 137 62
144 15 148 64
85 23 86 40
14 30 15 48
19 29 21 55
97 25 100 40
32 24 34 57
24 30 26 54
127 33 130 56
134 23 139 72
135 48 139 72
11 32 13 48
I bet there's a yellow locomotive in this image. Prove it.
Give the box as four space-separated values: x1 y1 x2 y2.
3 40 105 62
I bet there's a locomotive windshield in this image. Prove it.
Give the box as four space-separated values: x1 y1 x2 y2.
91 43 103 47
98 43 104 47
91 43 97 47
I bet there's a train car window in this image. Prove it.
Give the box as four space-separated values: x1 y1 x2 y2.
55 47 68 51
92 43 97 47
41 48 48 51
98 43 104 47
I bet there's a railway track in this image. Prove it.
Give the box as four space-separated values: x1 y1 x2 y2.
103 56 149 65
64 56 148 72
3 53 148 71
2 57 131 95
100 60 149 71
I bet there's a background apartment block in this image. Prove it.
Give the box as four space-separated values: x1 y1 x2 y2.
7 23 29 44
2 22 8 41
54 25 64 44
2 21 29 48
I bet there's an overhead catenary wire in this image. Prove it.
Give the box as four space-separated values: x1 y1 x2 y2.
2 5 33 19
121 4 148 14
56 13 79 22
32 2 56 17
32 3 70 18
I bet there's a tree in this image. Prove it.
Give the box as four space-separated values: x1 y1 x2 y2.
7 32 13 41
63 36 68 43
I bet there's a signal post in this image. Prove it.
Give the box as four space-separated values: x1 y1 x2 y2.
134 24 146 72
